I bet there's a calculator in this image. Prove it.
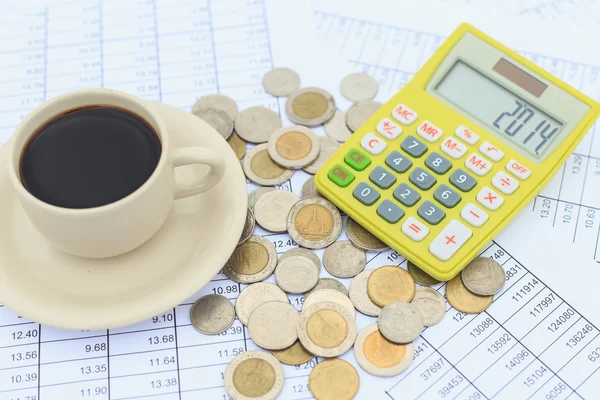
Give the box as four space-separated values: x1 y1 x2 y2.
315 23 600 281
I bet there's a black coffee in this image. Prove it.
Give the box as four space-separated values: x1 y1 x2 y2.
20 106 161 209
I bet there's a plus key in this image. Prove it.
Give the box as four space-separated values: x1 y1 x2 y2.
429 220 473 261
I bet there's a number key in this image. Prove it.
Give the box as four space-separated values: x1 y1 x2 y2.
449 168 476 192
425 152 451 174
417 200 445 225
369 166 396 189
409 167 436 190
385 150 412 173
393 183 420 207
353 182 380 206
401 135 427 158
434 184 461 208
377 199 404 223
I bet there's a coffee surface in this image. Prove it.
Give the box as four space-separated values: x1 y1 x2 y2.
20 106 161 209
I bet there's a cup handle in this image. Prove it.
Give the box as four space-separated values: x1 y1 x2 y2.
171 147 225 199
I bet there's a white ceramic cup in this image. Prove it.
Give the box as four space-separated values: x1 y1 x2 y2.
8 88 226 258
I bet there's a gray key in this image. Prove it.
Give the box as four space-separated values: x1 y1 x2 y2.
434 184 461 208
385 151 412 173
393 183 420 207
377 200 404 223
353 182 380 206
401 135 427 158
409 167 436 190
450 168 477 192
369 166 396 189
417 200 445 225
425 152 451 175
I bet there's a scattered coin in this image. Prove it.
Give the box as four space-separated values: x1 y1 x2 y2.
346 218 389 252
307 278 348 297
275 255 320 294
235 282 288 326
446 274 493 314
235 106 283 143
243 144 294 186
193 108 234 139
346 99 382 132
267 125 321 169
248 301 300 350
223 235 277 284
301 176 323 198
324 111 353 142
367 266 416 307
354 323 414 377
309 358 360 400
323 240 367 278
248 187 276 213
378 301 424 344
298 302 357 358
272 340 314 365
263 67 301 97
192 94 238 120
190 294 235 335
407 260 442 286
410 286 445 326
303 136 341 175
349 270 382 317
226 131 246 160
303 289 356 318
286 87 336 126
340 73 379 102
224 350 284 400
254 190 300 232
279 247 321 272
238 208 255 245
461 257 506 296
287 197 342 249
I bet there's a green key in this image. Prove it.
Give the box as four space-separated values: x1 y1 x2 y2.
328 164 355 187
344 148 371 171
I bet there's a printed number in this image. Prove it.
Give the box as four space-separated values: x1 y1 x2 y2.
456 174 467 183
400 189 411 199
544 382 567 399
81 387 108 397
378 172 387 181
417 172 428 182
393 157 404 165
587 346 600 362
432 157 443 167
85 343 107 353
148 335 175 345
441 190 452 199
408 140 419 149
424 206 436 216
361 188 371 197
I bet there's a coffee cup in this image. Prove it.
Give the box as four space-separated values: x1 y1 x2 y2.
8 88 226 258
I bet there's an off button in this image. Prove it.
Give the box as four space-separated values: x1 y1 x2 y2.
328 164 355 188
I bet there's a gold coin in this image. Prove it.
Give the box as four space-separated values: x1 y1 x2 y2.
226 131 246 160
230 241 268 275
293 92 328 119
354 323 413 377
346 218 389 252
243 144 294 186
298 302 356 358
275 131 312 160
251 148 287 179
309 359 360 400
367 266 416 307
233 358 276 397
296 204 334 241
272 341 314 365
307 309 349 348
446 274 493 313
287 198 342 249
407 261 442 286
286 87 336 126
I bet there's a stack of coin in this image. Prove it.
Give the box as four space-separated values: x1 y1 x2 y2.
447 257 505 313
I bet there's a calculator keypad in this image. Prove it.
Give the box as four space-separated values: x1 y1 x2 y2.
344 148 371 171
429 220 472 261
392 104 418 125
479 141 504 162
417 200 445 225
417 121 443 142
465 153 492 176
425 152 452 175
409 167 436 190
441 136 467 159
476 186 504 211
370 166 396 189
455 125 480 144
433 184 461 208
461 203 488 227
394 183 420 207
361 133 387 155
377 200 404 223
492 171 519 195
402 217 429 242
377 118 402 140
449 169 477 192
328 164 355 187
385 151 412 173
401 135 428 158
353 182 380 206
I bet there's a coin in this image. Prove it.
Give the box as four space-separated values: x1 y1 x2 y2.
271 340 314 365
324 111 353 142
267 125 320 169
346 100 382 132
193 108 234 139
303 289 356 318
303 136 341 175
349 270 382 317
307 278 348 297
275 255 319 294
340 73 379 102
287 197 342 249
461 257 506 296
227 131 246 160
248 187 276 213
248 300 300 350
446 274 493 314
309 358 360 400
354 323 414 377
301 176 322 199
254 190 299 232
298 302 357 358
367 266 416 307
286 87 336 126
243 144 294 186
235 106 283 143
263 67 300 97
192 94 238 120
235 282 288 326
190 294 235 335
223 235 277 284
323 240 366 278
224 350 284 400
345 218 389 252
411 286 445 326
407 261 442 286
279 247 321 272
378 301 424 344
238 208 255 245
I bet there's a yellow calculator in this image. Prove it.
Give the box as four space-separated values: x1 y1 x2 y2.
315 23 600 281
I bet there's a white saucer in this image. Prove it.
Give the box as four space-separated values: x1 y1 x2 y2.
0 102 247 330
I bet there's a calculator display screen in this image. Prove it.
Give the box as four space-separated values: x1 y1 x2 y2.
435 60 563 159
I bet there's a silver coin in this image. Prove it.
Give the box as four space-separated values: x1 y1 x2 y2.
354 323 414 377
324 111 353 142
193 108 234 140
223 235 278 284
190 294 235 335
254 190 300 232
248 187 276 213
248 300 300 350
263 67 301 97
235 106 283 143
302 136 341 175
275 255 319 294
301 176 322 199
303 289 355 318
279 247 321 272
345 218 389 252
349 270 381 317
242 144 294 187
267 125 321 169
306 278 348 297
323 240 367 278
346 100 383 132
192 94 238 120
238 208 255 245
235 282 288 326
340 73 379 102
378 302 424 344
410 287 445 327
285 87 336 126
224 351 285 400
286 197 342 249
461 257 506 296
